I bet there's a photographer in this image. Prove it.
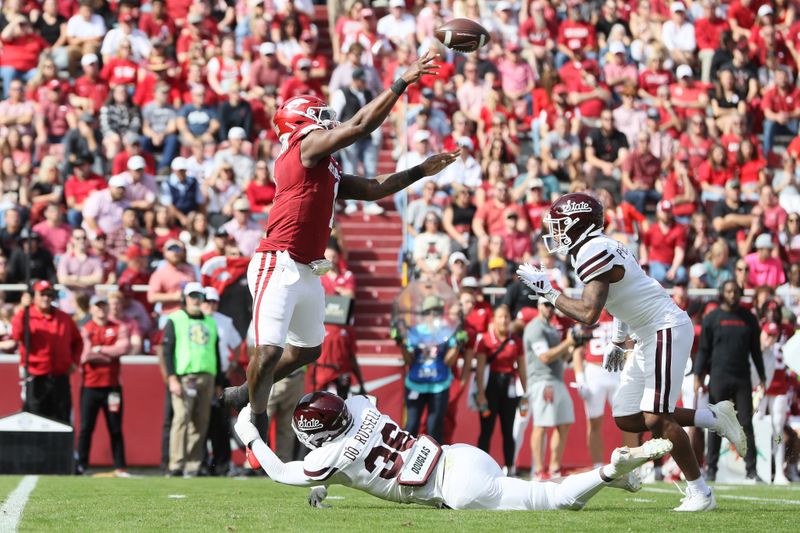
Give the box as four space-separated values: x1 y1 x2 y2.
525 298 576 480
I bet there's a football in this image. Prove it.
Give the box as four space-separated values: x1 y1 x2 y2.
434 18 491 53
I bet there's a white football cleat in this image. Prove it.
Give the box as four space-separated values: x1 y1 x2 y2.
609 470 642 493
709 401 747 457
363 202 385 216
772 474 790 486
610 438 674 477
673 485 716 512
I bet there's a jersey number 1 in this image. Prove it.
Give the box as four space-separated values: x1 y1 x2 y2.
364 423 414 480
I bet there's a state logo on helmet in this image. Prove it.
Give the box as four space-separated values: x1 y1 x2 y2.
292 391 353 449
542 192 604 255
273 95 340 140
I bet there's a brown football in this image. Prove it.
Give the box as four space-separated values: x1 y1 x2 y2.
435 18 491 53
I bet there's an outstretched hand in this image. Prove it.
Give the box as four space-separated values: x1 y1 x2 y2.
401 51 440 84
421 150 459 176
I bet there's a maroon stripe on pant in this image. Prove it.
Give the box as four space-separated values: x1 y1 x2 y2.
662 328 673 413
653 329 663 413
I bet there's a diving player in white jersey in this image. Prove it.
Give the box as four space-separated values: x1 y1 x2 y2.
235 392 673 511
516 192 748 512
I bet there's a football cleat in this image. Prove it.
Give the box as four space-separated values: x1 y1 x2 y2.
673 485 716 512
709 401 747 457
609 470 642 493
610 438 673 477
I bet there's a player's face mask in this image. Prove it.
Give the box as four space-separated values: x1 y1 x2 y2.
541 214 579 256
306 105 340 130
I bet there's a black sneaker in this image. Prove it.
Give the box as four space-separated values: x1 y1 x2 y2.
706 469 717 482
166 469 183 478
745 472 764 484
74 464 86 476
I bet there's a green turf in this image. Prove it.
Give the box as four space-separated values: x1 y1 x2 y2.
5 476 799 532
0 475 21 502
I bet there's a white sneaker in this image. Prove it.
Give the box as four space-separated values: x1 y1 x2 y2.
609 470 642 493
344 203 358 216
673 486 716 512
773 474 790 486
709 401 747 457
363 202 385 216
610 438 674 476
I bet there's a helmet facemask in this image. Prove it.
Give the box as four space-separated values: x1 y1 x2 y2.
301 105 340 130
541 214 599 256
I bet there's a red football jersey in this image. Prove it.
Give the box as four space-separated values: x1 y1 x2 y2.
584 311 614 365
257 125 342 264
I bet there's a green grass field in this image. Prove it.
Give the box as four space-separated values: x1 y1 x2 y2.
2 475 799 532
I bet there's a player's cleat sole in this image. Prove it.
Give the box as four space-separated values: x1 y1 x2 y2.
674 487 716 512
609 470 642 493
709 400 747 457
221 385 249 411
610 438 673 477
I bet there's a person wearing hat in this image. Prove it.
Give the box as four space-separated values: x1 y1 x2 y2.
278 54 325 102
221 198 262 257
160 156 203 227
214 123 255 184
199 227 231 265
744 233 786 287
670 64 711 123
11 280 83 424
120 155 159 211
395 294 458 443
688 262 709 289
69 52 109 112
331 66 384 216
377 0 416 48
695 280 766 482
661 2 696 64
247 41 287 94
81 174 130 238
447 251 469 290
500 208 532 264
76 294 132 476
163 282 223 477
639 200 688 287
147 238 197 321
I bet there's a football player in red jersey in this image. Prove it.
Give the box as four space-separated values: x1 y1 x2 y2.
223 52 459 439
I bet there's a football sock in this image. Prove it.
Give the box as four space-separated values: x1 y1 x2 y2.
694 408 716 429
601 463 619 480
686 476 710 495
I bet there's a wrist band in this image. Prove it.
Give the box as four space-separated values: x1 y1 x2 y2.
391 78 408 96
409 165 424 181
544 288 561 306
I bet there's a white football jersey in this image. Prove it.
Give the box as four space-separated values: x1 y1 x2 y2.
302 396 442 506
572 235 689 336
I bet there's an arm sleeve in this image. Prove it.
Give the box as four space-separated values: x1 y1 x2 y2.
611 317 629 343
163 319 177 376
749 316 766 383
250 439 318 486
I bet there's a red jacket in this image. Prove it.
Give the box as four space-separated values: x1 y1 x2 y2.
12 305 83 376
80 319 130 388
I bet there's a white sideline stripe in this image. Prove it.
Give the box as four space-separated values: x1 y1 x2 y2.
0 475 38 532
642 487 800 505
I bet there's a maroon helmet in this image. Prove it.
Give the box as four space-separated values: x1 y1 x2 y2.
541 192 604 255
292 392 353 449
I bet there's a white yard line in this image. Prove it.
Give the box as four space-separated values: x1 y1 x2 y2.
641 486 800 505
0 476 39 532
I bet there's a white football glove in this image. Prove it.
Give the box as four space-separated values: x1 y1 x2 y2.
602 343 626 373
308 486 331 508
516 263 561 305
235 404 260 448
573 372 590 399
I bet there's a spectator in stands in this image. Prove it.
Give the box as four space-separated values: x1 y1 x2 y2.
441 184 476 256
245 161 276 221
712 179 753 252
0 15 49 99
34 80 72 151
6 231 55 298
640 200 688 286
757 184 788 235
702 239 734 289
161 157 203 227
177 86 220 148
399 295 457 443
90 233 117 283
247 42 286 95
82 175 129 238
776 263 800 319
499 209 532 264
698 144 733 208
745 234 786 287
279 56 324 101
121 156 158 212
33 203 71 257
540 116 581 183
57 227 102 313
762 67 800 155
474 304 526 475
472 180 526 257
0 79 35 140
62 114 104 176
413 212 450 281
780 212 800 264
695 0 729 83
661 2 696 64
12 280 82 424
147 239 197 323
377 0 416 48
65 0 105 76
661 154 696 224
141 82 179 172
584 109 628 194
525 297 574 479
164 282 222 477
622 131 662 214
214 127 254 184
221 198 262 257
76 294 131 476
329 42 381 97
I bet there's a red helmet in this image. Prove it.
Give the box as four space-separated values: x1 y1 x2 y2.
273 95 339 139
292 391 353 449
542 192 604 255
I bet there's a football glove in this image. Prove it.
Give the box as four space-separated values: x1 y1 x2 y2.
602 343 626 373
516 263 561 305
235 404 260 448
574 372 590 399
308 486 331 508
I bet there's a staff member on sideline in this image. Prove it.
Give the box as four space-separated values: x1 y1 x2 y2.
11 280 83 424
76 295 131 476
695 280 766 482
164 282 223 477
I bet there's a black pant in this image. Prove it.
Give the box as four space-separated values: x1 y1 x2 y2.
161 384 173 471
77 386 125 470
477 372 519 468
26 374 71 425
205 378 231 475
404 386 450 443
707 379 756 474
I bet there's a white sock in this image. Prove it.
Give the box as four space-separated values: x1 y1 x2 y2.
694 408 716 429
601 464 619 480
686 476 710 495
593 462 604 470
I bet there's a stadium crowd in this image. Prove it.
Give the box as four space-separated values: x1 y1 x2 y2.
0 0 799 480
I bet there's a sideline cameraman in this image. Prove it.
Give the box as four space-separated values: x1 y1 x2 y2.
524 298 576 480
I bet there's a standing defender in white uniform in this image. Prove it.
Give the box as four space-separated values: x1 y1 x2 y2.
516 192 748 512
235 392 673 511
